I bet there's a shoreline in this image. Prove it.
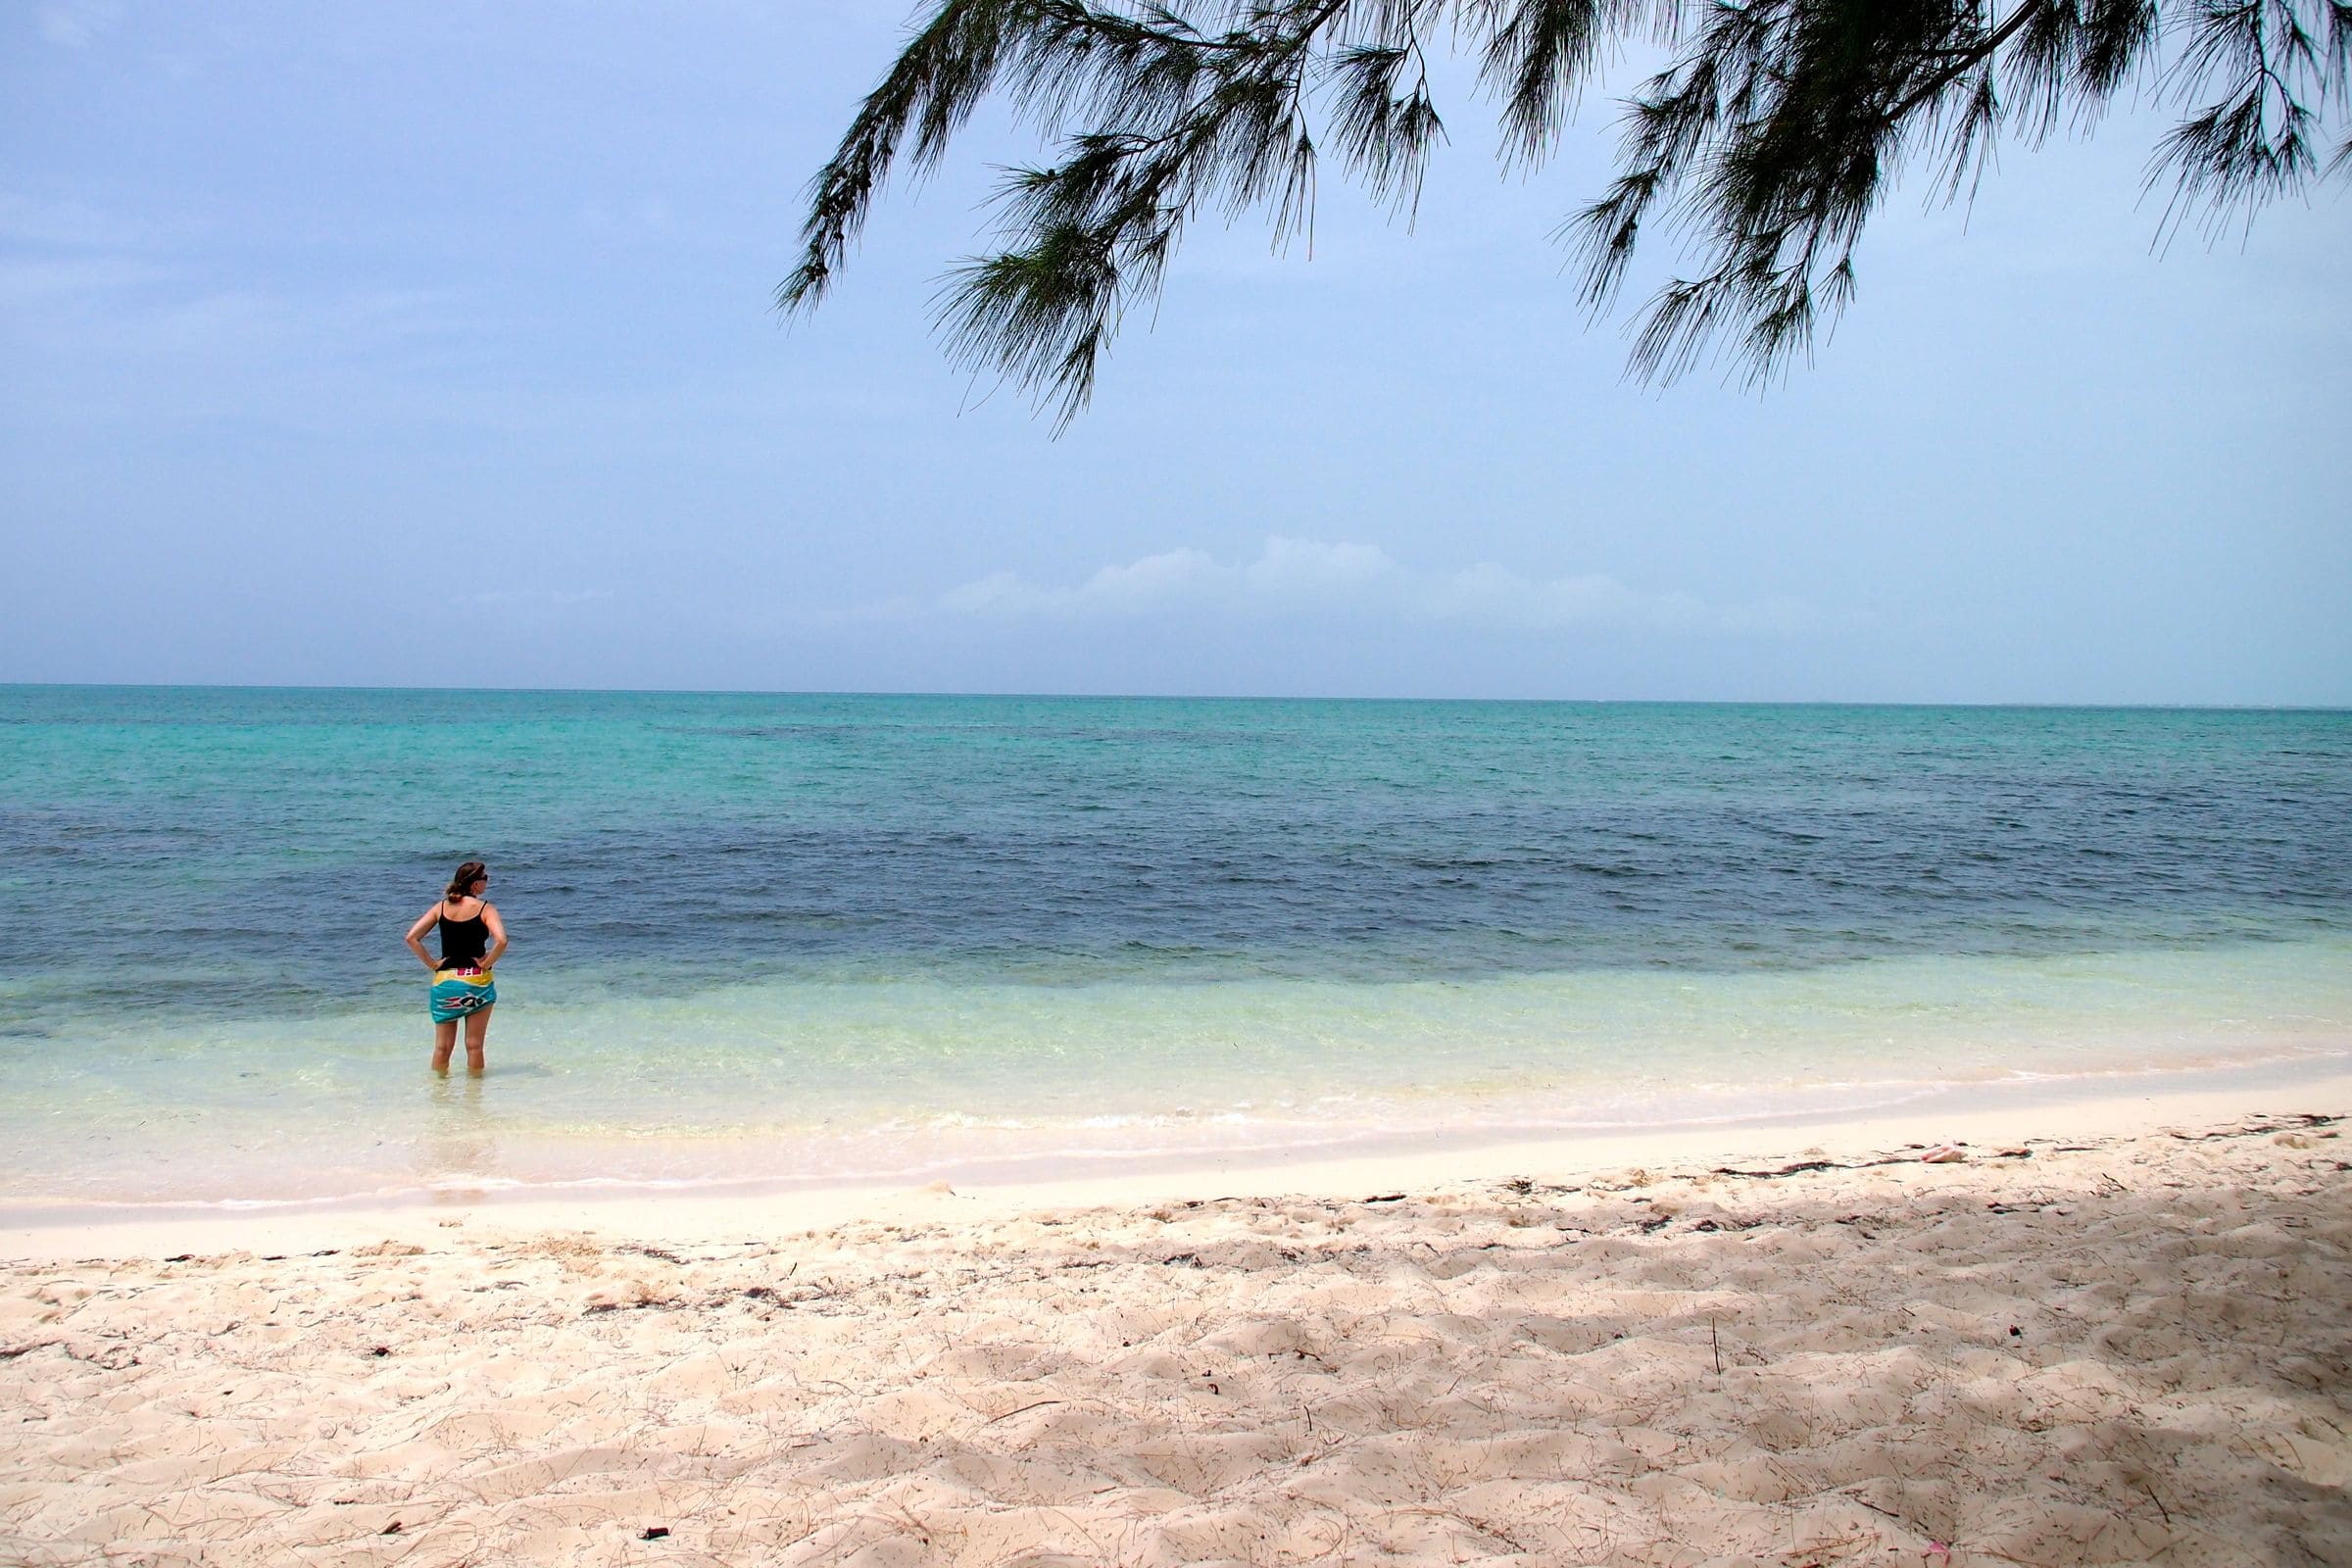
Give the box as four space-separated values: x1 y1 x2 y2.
15 930 2347 1221
5 1076 2344 1564
9 1053 2343 1261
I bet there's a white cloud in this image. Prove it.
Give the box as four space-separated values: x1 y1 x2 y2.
1244 536 1402 600
942 548 1226 616
915 537 1814 636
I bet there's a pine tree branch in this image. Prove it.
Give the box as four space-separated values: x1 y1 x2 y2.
1884 0 2049 125
785 0 2349 417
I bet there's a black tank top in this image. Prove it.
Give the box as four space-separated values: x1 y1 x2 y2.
437 905 489 969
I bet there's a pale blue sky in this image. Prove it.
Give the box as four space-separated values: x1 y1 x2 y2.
3 1 2346 703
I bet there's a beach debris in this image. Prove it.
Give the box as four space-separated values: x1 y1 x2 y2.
1715 1158 1842 1179
640 1526 670 1540
584 1284 685 1313
1922 1146 1967 1164
369 1346 390 1356
1925 1544 1950 1563
978 1398 1062 1428
619 1244 685 1264
380 1521 402 1535
1363 1192 1406 1203
164 1253 193 1263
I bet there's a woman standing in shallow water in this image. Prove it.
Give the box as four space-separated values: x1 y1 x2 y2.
404 860 507 1075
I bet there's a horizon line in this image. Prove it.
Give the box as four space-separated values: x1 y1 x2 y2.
2 680 2346 714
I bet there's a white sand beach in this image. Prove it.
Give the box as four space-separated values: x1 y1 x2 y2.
4 1073 2347 1567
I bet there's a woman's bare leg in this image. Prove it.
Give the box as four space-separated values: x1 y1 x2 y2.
463 1005 492 1075
431 1018 460 1074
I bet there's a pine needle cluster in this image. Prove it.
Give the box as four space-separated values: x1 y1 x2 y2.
781 1 2352 420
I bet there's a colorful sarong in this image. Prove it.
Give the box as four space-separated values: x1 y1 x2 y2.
429 966 497 1024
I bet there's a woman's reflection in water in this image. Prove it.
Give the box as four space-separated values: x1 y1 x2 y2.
422 1071 498 1202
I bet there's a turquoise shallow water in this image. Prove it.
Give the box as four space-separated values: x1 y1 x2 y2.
3 687 2347 1204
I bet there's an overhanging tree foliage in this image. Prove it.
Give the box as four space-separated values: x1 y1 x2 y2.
782 1 2351 420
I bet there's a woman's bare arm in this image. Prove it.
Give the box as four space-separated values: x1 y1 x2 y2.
405 906 441 972
480 903 507 969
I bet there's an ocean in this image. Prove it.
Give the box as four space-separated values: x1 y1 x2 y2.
3 686 2347 1207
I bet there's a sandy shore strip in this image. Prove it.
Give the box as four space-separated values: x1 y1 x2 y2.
4 1079 2347 1566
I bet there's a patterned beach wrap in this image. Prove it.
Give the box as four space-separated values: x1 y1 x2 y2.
429 966 497 1024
